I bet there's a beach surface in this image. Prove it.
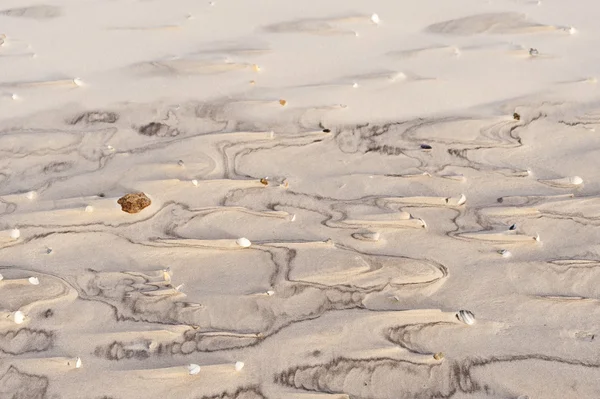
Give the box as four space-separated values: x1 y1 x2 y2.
1 1 600 398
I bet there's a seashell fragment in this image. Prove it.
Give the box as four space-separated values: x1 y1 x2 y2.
188 364 201 375
266 290 275 296
371 13 380 25
235 361 245 371
279 99 287 107
236 237 252 248
25 191 37 200
192 179 199 186
433 352 444 360
0 273 3 281
260 178 269 186
456 310 475 325
10 229 20 239
538 176 583 188
85 205 94 213
13 311 25 324
75 357 82 368
447 194 466 206
498 249 512 258
28 277 39 285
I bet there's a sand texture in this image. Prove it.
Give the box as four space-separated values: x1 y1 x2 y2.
1 0 600 398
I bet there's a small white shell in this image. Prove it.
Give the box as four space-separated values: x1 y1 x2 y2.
456 310 475 325
73 78 84 87
75 357 82 368
266 290 275 296
13 311 25 324
236 237 252 248
498 249 512 258
0 273 3 281
25 191 37 200
192 179 199 187
188 364 201 375
352 82 359 88
28 277 39 285
370 13 380 25
234 361 245 371
10 229 20 239
84 205 94 213
447 194 466 206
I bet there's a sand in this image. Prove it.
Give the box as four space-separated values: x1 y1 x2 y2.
1 0 600 398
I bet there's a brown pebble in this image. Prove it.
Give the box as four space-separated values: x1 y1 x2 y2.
260 178 269 186
433 352 445 360
117 193 151 214
279 99 287 107
513 112 520 121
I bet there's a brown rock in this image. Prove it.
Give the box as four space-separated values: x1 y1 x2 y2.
117 193 151 214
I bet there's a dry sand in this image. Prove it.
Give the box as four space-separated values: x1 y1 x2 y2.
1 0 600 398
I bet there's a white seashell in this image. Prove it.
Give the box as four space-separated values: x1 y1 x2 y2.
25 191 37 200
188 364 201 375
235 361 245 371
0 273 3 281
498 249 512 258
13 311 25 324
538 176 583 188
85 205 94 213
192 179 199 187
290 214 296 222
456 310 475 325
10 229 20 239
370 14 380 25
266 290 275 296
351 231 380 242
236 237 252 248
75 357 82 368
28 277 39 285
447 194 466 206
11 93 20 101
73 78 84 87
352 82 359 88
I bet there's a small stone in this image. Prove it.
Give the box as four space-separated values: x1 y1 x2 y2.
279 99 287 107
260 178 269 186
235 361 245 371
513 112 520 121
433 352 444 360
117 193 151 214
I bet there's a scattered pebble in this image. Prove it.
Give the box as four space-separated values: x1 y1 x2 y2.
178 160 185 167
433 352 444 360
279 99 287 107
235 361 245 371
260 178 269 186
529 48 539 56
117 192 151 214
513 112 521 121
420 144 432 150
